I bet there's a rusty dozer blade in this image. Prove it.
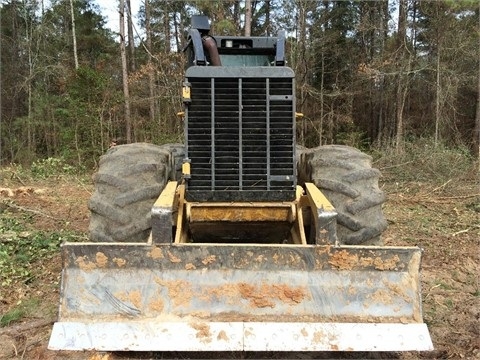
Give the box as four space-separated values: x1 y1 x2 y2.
49 242 433 352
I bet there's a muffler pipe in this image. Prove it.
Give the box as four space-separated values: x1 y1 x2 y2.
202 36 221 66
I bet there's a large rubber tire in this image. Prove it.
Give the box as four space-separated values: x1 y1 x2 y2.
88 143 184 242
298 145 387 245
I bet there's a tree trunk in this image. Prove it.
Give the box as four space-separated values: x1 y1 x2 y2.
24 4 33 155
474 92 480 159
265 0 271 36
434 43 441 147
319 47 325 146
173 11 180 51
375 0 388 147
474 3 480 158
70 0 79 69
179 10 186 50
145 0 155 127
395 74 408 152
120 0 131 143
163 5 170 53
126 0 136 72
233 1 240 33
395 0 407 153
244 0 252 36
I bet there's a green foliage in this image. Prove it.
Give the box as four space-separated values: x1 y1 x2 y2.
466 200 480 213
69 66 109 101
214 19 237 35
1 0 478 167
0 0 119 167
0 298 40 327
30 157 78 179
0 307 24 327
376 138 475 183
335 126 370 151
0 213 77 287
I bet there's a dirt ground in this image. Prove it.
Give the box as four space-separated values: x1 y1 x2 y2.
0 169 478 360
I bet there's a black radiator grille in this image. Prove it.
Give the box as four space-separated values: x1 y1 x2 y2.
186 75 295 202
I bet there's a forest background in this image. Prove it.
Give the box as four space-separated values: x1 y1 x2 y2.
1 0 479 169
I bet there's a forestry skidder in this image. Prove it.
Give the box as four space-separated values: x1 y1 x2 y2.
49 16 432 352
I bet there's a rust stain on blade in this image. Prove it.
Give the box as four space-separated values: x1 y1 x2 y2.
95 252 108 268
113 257 126 267
328 249 359 270
217 330 229 341
274 284 306 304
75 252 109 270
128 290 142 309
148 297 165 312
359 256 374 267
239 283 275 308
167 251 182 263
113 289 142 309
155 278 192 307
329 250 403 271
75 256 96 270
200 284 239 305
316 245 333 255
201 255 216 265
238 283 308 308
147 247 164 259
190 322 212 343
185 263 196 270
373 255 401 270
384 280 412 303
312 330 325 344
366 289 394 305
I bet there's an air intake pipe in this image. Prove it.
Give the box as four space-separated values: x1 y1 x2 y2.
202 36 221 66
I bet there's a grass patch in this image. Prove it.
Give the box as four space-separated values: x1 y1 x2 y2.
444 298 454 309
466 200 480 213
0 298 40 327
30 157 82 179
2 157 83 181
374 138 475 183
0 213 78 287
0 157 90 188
0 307 24 327
435 281 454 291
